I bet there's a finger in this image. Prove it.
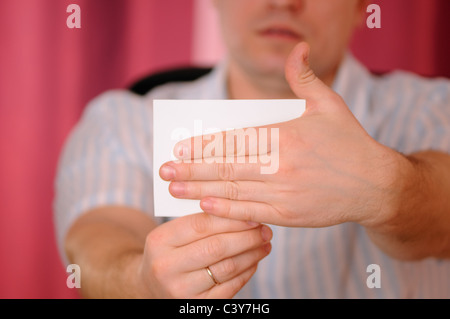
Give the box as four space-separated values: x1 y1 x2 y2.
285 42 345 112
168 180 272 202
201 197 281 225
160 159 266 182
205 243 271 287
177 225 272 271
202 265 258 299
188 243 271 295
149 213 260 248
173 124 281 160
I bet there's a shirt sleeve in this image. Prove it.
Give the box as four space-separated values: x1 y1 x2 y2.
53 90 160 265
409 78 450 154
372 72 450 155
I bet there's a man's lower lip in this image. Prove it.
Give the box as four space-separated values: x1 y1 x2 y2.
260 32 301 42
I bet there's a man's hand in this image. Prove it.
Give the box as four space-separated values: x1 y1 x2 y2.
138 213 272 298
66 207 272 298
159 42 403 229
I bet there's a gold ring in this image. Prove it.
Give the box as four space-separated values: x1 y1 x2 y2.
206 266 219 285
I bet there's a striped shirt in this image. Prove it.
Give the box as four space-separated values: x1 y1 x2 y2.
54 54 450 298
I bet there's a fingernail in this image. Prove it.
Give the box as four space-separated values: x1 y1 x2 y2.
261 225 272 242
170 182 185 196
263 243 272 253
200 199 214 212
247 221 260 227
160 165 176 180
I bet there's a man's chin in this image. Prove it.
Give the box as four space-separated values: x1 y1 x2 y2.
233 52 290 81
253 57 289 79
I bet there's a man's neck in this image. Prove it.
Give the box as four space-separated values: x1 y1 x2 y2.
226 61 336 100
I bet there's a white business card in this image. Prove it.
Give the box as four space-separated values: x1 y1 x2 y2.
153 99 305 217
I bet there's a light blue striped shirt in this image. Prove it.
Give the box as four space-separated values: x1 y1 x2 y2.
54 54 450 298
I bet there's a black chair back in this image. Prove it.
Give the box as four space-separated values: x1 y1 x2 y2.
129 67 213 95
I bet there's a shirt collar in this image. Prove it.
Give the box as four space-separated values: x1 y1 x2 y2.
211 52 373 123
332 53 373 123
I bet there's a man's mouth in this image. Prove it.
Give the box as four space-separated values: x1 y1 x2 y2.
259 26 302 41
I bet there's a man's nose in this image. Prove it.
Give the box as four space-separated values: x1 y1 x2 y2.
268 0 302 11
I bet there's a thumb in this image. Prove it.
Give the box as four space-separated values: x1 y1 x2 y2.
285 42 342 111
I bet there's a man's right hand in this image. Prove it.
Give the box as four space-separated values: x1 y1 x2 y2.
136 213 272 298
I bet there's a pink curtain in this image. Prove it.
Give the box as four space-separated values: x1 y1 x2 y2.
0 0 195 299
351 0 450 78
0 0 448 298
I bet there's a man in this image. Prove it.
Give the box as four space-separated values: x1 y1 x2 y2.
55 0 450 298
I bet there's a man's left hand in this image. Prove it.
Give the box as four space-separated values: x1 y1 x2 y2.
159 42 405 228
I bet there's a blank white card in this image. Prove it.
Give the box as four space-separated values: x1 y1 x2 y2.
153 99 305 217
